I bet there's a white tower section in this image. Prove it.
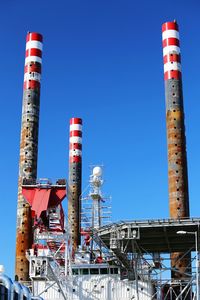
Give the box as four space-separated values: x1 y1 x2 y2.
81 166 111 232
90 166 104 229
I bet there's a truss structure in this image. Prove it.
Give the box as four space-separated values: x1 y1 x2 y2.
97 218 200 300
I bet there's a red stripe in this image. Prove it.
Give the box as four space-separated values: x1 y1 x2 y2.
70 118 82 125
24 63 41 74
163 54 181 64
70 143 82 150
162 22 179 32
162 38 179 48
70 130 82 137
164 70 182 80
26 48 42 58
26 32 43 42
69 156 81 163
24 80 40 89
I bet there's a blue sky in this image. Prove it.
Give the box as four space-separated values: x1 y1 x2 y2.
0 0 200 278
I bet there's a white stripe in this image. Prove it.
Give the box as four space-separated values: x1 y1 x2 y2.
163 45 180 56
70 149 82 157
24 72 41 82
25 56 42 64
70 136 82 144
70 124 82 131
26 40 43 51
164 62 182 73
162 30 179 41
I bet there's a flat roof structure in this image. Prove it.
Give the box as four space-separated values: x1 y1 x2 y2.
97 218 200 253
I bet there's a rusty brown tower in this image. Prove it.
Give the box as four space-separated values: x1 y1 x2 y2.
68 118 82 256
162 21 190 279
15 32 43 281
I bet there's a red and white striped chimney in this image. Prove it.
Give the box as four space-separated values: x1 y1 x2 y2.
16 32 43 282
68 118 82 255
24 33 43 89
162 21 190 279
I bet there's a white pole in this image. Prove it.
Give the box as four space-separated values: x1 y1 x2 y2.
177 230 199 299
196 231 199 300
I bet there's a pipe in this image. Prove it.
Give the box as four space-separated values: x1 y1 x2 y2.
21 284 31 299
12 281 23 299
15 32 43 281
162 21 190 279
68 118 82 255
0 274 12 300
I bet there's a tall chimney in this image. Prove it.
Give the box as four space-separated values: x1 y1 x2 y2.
15 32 43 281
68 118 82 255
162 21 190 279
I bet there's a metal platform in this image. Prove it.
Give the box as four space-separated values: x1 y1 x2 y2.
97 217 200 253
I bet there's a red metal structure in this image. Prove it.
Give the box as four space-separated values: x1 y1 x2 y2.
22 184 66 220
16 32 43 282
22 180 67 267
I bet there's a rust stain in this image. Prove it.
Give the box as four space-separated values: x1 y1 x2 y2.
171 252 191 280
68 183 81 254
166 101 190 279
166 109 189 220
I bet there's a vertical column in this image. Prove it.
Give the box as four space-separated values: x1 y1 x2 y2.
15 32 43 281
68 118 82 255
162 21 190 279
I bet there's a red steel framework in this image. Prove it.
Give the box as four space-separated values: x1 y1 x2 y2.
22 182 66 268
68 118 82 255
15 32 43 281
162 21 190 279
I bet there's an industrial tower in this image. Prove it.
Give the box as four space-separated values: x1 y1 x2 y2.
15 32 43 282
162 21 190 279
68 118 83 255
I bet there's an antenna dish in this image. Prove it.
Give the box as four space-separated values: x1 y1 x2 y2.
92 166 102 177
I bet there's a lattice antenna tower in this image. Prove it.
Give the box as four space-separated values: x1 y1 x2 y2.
81 166 111 233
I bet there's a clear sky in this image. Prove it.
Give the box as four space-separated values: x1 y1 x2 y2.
0 0 200 279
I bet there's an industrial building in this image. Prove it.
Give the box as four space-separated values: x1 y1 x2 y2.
0 20 199 300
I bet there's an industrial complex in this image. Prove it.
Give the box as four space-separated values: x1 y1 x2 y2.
0 20 199 300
